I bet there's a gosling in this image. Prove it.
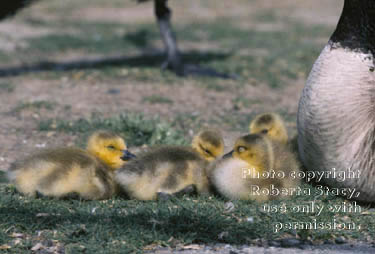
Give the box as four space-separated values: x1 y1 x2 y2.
210 134 300 202
249 113 288 144
115 129 224 200
7 131 135 200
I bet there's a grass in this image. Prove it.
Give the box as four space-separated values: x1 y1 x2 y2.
13 100 56 113
232 96 263 110
1 181 374 253
38 113 188 147
142 95 173 105
0 82 15 93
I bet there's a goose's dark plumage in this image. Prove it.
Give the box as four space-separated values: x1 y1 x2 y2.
0 0 35 20
297 0 375 202
330 0 375 55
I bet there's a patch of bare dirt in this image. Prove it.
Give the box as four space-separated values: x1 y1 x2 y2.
71 6 154 24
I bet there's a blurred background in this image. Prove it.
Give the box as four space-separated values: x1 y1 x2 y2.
0 0 342 171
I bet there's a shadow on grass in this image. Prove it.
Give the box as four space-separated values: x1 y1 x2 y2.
1 183 375 252
0 202 258 244
0 171 7 183
0 191 260 252
0 50 235 79
123 29 152 49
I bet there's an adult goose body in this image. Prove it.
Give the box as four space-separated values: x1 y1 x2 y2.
297 0 375 202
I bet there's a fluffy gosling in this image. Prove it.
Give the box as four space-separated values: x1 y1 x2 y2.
7 131 135 200
249 113 288 144
115 129 224 200
210 134 300 202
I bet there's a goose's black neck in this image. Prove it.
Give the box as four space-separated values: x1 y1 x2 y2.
330 0 375 54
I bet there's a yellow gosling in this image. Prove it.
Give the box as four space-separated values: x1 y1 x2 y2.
115 129 224 200
249 113 288 144
210 134 300 202
7 131 135 200
191 129 224 162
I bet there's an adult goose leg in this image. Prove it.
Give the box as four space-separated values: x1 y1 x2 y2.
154 0 234 79
154 0 183 75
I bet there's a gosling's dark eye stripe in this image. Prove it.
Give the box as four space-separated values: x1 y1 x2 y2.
199 144 213 156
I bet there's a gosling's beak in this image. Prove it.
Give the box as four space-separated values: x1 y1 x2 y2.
121 150 136 161
223 150 233 159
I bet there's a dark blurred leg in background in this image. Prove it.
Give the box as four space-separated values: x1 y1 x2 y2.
154 0 184 75
153 0 235 78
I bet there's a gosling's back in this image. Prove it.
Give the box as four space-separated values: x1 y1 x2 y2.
8 148 115 200
115 146 209 200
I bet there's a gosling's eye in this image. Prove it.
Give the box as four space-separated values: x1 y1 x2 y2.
204 149 213 156
261 129 268 134
199 144 212 156
238 146 247 153
107 145 116 150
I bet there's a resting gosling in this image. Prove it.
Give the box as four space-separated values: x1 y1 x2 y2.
249 113 288 144
115 129 224 200
210 134 300 202
7 131 135 200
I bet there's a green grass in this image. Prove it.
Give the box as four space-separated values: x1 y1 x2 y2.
142 95 173 105
232 96 263 110
23 21 159 55
38 113 188 147
1 181 374 253
0 82 15 93
0 172 7 183
13 100 56 112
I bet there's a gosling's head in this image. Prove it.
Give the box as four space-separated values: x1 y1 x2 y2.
86 131 136 170
249 113 288 144
233 134 270 171
192 129 224 161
